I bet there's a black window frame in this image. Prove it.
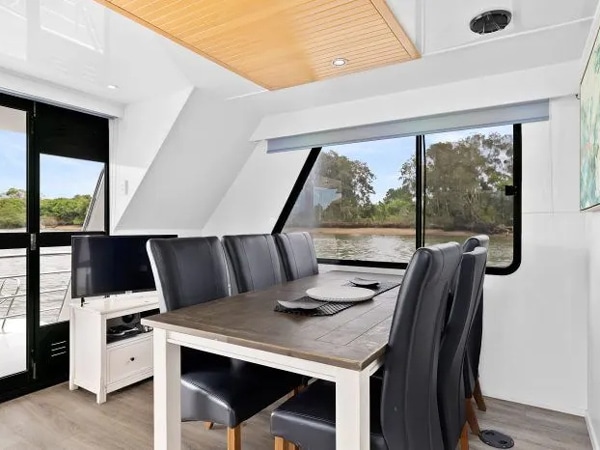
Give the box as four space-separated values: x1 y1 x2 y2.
273 124 522 276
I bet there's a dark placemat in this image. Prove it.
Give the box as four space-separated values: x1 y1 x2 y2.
274 297 355 317
343 279 402 295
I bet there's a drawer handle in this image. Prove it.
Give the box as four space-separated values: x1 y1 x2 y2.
130 357 135 362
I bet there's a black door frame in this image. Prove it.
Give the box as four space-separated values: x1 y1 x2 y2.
0 92 109 402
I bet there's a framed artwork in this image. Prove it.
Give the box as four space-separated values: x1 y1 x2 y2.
581 20 600 210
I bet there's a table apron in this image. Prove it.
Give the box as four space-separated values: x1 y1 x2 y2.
167 330 383 381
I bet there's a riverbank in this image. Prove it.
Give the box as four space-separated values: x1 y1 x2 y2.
290 227 476 237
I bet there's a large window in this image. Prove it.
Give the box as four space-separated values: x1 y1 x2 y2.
276 124 521 274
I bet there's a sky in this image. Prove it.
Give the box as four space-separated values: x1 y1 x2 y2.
324 124 512 202
0 130 104 198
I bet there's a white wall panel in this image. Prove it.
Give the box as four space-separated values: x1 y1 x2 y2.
110 86 193 231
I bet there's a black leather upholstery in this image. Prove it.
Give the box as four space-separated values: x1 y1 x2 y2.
223 234 283 293
274 232 319 281
181 362 301 426
462 235 489 398
147 236 230 313
271 378 388 450
270 243 463 450
438 247 487 450
147 236 301 428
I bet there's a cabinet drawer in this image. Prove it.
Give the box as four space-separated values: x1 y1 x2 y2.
107 335 153 384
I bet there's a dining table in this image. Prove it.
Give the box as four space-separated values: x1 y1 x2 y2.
142 270 403 450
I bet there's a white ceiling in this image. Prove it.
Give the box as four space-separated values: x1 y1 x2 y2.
0 0 263 104
421 0 598 53
0 0 596 106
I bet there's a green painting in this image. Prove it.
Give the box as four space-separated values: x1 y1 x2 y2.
581 24 600 210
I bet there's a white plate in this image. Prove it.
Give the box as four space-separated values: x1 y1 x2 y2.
306 286 375 303
350 277 380 287
277 299 324 310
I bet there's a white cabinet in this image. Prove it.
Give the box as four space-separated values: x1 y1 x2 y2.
69 292 159 404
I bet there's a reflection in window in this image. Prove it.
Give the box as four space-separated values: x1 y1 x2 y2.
283 137 417 263
40 0 105 53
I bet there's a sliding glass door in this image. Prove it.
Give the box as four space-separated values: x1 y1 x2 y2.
0 97 31 396
0 94 108 401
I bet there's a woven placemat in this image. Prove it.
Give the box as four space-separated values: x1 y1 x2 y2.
342 279 402 295
274 297 355 317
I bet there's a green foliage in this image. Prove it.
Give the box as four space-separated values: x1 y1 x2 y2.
40 195 91 227
0 189 91 229
287 131 514 234
0 197 26 229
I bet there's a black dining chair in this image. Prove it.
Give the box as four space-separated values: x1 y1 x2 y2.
274 232 319 281
438 246 488 450
223 234 284 293
270 242 463 450
147 236 302 450
462 235 490 432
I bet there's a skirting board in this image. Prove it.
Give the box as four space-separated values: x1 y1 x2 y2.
483 392 585 417
586 413 600 450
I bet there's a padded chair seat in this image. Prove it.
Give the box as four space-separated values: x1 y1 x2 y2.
271 379 388 450
182 359 302 427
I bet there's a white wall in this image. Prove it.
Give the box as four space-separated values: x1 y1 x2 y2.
587 213 600 447
113 88 266 235
110 86 193 232
481 97 587 415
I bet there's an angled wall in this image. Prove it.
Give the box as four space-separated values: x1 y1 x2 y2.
114 88 265 235
110 85 193 232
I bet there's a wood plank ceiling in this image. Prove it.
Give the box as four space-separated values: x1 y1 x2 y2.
96 0 420 90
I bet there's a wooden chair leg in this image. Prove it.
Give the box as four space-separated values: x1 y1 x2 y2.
227 425 241 450
465 397 481 435
473 379 487 411
287 441 299 450
204 422 214 430
460 423 470 450
275 436 286 450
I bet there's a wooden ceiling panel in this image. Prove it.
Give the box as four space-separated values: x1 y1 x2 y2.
96 0 420 90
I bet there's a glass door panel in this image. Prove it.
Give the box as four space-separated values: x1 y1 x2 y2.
0 102 30 389
0 249 27 378
40 246 71 325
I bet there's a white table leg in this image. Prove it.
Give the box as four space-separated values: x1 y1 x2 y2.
153 328 181 450
335 368 370 450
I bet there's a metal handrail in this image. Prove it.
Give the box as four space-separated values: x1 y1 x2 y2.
0 269 70 281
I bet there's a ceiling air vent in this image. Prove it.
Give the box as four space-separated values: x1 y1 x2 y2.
470 10 512 35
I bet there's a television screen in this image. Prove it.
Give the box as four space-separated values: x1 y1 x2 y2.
71 235 176 298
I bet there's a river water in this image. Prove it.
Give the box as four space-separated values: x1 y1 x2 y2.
313 233 513 268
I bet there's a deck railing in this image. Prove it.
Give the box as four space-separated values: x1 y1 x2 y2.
0 251 72 328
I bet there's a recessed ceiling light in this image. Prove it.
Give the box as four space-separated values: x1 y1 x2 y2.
107 84 119 89
470 10 512 35
332 58 347 67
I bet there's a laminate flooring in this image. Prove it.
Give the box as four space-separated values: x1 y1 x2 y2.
0 381 592 450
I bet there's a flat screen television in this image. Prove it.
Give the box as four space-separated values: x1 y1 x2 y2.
71 234 176 299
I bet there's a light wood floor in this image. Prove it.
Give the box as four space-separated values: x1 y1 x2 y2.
0 381 592 450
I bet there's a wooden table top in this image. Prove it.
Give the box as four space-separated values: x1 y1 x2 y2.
142 271 403 371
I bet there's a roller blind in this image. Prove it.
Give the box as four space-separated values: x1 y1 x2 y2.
266 100 549 153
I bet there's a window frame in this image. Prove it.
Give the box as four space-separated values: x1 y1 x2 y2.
273 124 522 275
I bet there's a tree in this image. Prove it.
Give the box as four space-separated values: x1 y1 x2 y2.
423 133 513 233
315 150 375 223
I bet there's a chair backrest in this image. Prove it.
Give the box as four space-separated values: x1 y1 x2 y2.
147 236 230 313
380 242 462 450
438 247 488 450
463 235 490 252
222 234 283 293
461 234 489 397
274 232 319 281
